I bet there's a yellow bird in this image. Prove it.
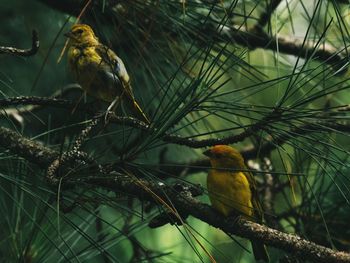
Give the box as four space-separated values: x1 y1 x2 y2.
64 24 149 123
203 145 269 262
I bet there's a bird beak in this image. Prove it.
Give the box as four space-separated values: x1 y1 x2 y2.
64 31 74 38
203 149 212 157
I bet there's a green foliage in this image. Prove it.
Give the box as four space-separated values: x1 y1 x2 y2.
1 0 350 262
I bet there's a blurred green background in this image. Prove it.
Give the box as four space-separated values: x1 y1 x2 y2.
1 0 350 262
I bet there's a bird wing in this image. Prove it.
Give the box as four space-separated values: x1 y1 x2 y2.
95 44 150 123
95 44 135 100
244 170 264 222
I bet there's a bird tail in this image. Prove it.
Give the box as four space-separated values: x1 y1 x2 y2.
252 241 269 262
130 99 150 124
121 82 150 124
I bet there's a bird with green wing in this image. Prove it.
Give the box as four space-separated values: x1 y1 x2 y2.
204 145 269 262
65 24 149 123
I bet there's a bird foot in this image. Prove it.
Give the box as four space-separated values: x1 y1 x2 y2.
104 110 114 123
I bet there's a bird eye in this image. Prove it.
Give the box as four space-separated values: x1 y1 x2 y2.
75 29 84 34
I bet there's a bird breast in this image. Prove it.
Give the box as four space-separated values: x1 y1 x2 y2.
207 170 253 217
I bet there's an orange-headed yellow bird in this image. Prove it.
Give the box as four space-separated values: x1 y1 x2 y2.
204 145 269 262
65 24 149 123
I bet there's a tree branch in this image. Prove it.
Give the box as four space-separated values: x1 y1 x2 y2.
210 24 346 71
0 127 57 167
255 0 282 29
0 30 39 57
0 96 281 148
241 120 350 159
2 97 350 158
37 0 347 71
0 125 349 262
85 175 350 263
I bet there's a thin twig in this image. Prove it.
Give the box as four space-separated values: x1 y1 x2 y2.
0 30 39 56
0 96 73 108
2 96 350 155
46 117 100 183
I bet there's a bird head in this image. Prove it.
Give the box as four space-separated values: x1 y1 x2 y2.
203 145 245 169
64 24 99 47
